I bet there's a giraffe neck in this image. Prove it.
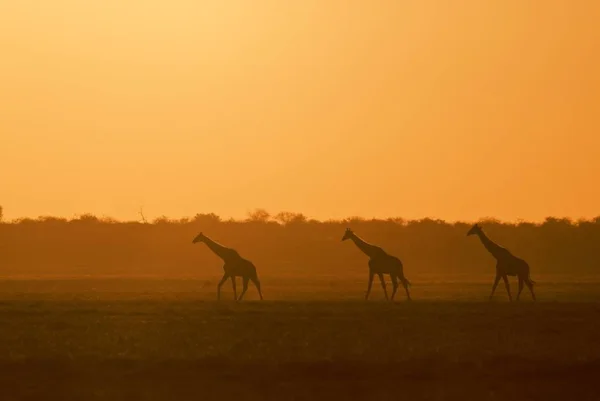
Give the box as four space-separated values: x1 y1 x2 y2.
202 236 238 261
476 231 505 259
350 234 385 258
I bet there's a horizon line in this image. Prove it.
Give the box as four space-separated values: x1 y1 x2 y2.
1 211 598 226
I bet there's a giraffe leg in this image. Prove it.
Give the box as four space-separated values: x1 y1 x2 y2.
390 275 399 301
502 275 512 302
517 277 524 301
402 278 412 301
378 273 389 301
217 273 229 301
250 276 263 300
237 277 249 302
526 279 536 301
365 271 375 300
489 274 501 301
231 276 237 301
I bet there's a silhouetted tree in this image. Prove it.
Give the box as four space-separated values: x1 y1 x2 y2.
274 212 307 225
73 213 100 224
153 216 173 225
193 213 221 224
247 209 271 223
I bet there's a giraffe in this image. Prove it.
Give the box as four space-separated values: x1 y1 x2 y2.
467 224 536 301
192 232 263 301
341 228 411 301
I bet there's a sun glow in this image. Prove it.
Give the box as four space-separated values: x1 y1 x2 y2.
1 1 599 222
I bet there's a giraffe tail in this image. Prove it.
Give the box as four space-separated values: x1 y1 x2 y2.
524 262 535 285
401 277 411 288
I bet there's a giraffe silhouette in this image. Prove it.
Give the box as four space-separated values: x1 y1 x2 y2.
192 233 263 301
342 228 411 301
467 224 536 301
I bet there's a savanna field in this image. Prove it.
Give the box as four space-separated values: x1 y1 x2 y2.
1 217 600 400
1 277 600 401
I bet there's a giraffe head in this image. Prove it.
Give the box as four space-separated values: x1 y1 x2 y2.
467 224 482 236
341 228 354 241
192 232 207 243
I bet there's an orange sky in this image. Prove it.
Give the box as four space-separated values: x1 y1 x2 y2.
1 1 599 222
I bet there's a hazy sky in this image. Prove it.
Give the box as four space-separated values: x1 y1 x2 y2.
1 1 599 222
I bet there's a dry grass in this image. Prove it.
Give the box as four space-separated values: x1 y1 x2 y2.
0 279 599 400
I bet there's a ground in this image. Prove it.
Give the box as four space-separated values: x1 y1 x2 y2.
0 278 599 400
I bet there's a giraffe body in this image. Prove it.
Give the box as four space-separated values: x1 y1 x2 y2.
342 229 411 301
193 233 263 301
467 224 535 301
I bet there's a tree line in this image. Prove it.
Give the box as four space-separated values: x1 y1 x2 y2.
0 211 598 279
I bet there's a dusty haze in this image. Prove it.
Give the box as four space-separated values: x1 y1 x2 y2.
1 1 599 222
1 214 598 281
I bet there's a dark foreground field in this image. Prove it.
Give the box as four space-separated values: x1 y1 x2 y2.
0 279 599 401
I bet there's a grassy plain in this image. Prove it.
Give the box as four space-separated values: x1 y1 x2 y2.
0 278 599 401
